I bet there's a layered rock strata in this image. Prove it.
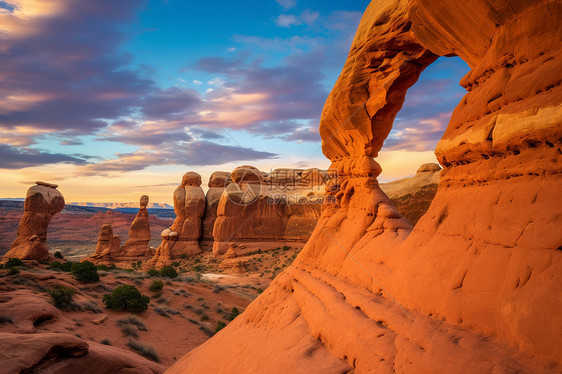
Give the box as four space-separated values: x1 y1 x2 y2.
212 166 326 255
169 0 562 372
3 181 65 261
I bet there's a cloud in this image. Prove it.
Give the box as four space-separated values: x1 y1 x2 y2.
77 141 278 176
383 112 452 152
274 0 296 10
275 10 319 28
0 143 88 169
0 0 154 136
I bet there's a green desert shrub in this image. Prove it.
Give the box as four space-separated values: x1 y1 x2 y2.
71 261 99 283
146 268 159 277
7 267 20 276
54 251 63 259
50 261 73 272
215 321 227 333
5 258 24 268
48 285 77 310
103 285 149 313
149 279 164 292
226 307 240 321
159 265 178 279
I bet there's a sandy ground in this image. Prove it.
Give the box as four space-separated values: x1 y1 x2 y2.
0 245 302 368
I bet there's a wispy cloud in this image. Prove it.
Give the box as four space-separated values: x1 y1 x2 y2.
77 141 278 177
275 10 319 28
0 144 88 169
274 0 296 10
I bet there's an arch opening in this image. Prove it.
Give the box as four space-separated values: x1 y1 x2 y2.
378 56 470 226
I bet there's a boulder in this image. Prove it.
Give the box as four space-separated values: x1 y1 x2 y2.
0 332 165 373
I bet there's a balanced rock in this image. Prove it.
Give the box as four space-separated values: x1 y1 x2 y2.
122 195 152 257
169 0 562 372
3 181 65 261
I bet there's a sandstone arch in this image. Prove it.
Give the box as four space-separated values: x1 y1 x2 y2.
168 0 562 372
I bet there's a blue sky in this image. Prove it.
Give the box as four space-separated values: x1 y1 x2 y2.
0 0 469 202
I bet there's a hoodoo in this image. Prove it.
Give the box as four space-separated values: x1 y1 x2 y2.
122 195 152 257
85 224 121 263
3 181 65 261
202 171 231 243
146 172 205 268
168 0 562 372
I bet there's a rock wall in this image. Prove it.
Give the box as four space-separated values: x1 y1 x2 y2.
2 182 65 261
168 0 562 372
212 166 326 255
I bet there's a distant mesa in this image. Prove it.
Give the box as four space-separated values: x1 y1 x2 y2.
69 201 173 209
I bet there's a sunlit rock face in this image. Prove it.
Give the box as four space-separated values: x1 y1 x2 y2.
211 166 326 255
168 0 562 372
121 195 152 257
146 172 205 268
202 171 231 242
380 162 441 225
85 224 122 263
3 182 65 261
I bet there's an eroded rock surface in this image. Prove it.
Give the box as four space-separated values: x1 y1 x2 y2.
85 224 121 263
147 172 205 268
122 195 152 257
202 172 231 242
168 0 562 372
3 182 65 261
212 166 326 255
0 332 166 373
380 162 441 225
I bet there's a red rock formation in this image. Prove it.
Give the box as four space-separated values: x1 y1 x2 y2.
0 332 165 373
122 195 152 257
3 181 65 261
85 224 121 263
212 166 325 255
168 0 562 372
202 172 231 242
146 172 205 268
380 162 440 224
